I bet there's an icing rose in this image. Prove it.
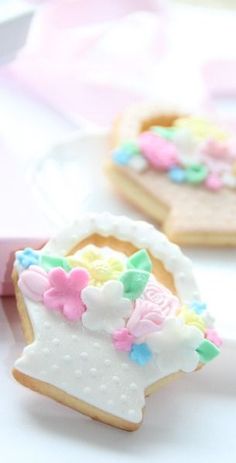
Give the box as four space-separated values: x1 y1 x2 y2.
81 280 132 333
147 318 204 373
140 278 179 317
18 265 49 301
68 244 125 286
138 131 178 170
112 328 135 352
43 267 89 321
126 300 165 338
202 138 231 160
125 280 179 338
201 155 231 175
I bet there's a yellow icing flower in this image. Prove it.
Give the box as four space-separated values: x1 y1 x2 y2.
174 116 228 141
178 306 206 332
68 245 125 286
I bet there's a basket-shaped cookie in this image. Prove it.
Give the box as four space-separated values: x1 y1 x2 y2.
107 103 236 245
12 213 220 430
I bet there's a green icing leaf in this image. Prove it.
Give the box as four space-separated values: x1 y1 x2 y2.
185 164 208 184
40 254 71 272
196 339 220 363
121 141 140 156
127 249 152 273
151 126 177 140
120 269 150 300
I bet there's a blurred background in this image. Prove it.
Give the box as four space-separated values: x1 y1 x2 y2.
0 0 236 289
1 0 236 295
1 0 236 224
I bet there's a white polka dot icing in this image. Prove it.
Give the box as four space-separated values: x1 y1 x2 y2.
15 305 149 423
14 213 211 425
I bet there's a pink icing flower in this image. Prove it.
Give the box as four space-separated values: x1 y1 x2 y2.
138 131 178 171
202 157 231 175
202 138 231 160
44 267 89 321
205 173 223 191
127 280 179 338
205 328 222 347
112 328 135 352
18 265 50 301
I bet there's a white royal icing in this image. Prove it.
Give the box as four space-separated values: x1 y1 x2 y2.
14 213 201 424
147 318 204 374
81 280 132 333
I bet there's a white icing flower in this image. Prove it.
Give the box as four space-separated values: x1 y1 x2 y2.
81 280 132 333
129 154 149 172
173 128 198 165
222 172 236 188
147 318 203 373
202 311 215 328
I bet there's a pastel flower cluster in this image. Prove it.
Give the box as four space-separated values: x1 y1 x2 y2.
18 263 89 321
112 115 236 192
17 246 221 371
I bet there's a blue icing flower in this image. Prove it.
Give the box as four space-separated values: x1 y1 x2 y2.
113 148 132 165
17 248 39 269
129 343 152 366
168 167 186 183
190 300 207 315
112 142 139 166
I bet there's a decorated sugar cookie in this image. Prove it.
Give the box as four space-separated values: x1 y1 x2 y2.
107 103 236 245
12 213 221 431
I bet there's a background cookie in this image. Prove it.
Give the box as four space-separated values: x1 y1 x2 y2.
107 103 236 245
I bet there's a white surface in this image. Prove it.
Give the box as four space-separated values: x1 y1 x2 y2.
0 69 236 461
1 297 236 462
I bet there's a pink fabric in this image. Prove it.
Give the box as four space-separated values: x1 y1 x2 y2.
37 0 164 27
204 60 236 97
6 1 166 126
44 267 89 321
0 141 49 296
